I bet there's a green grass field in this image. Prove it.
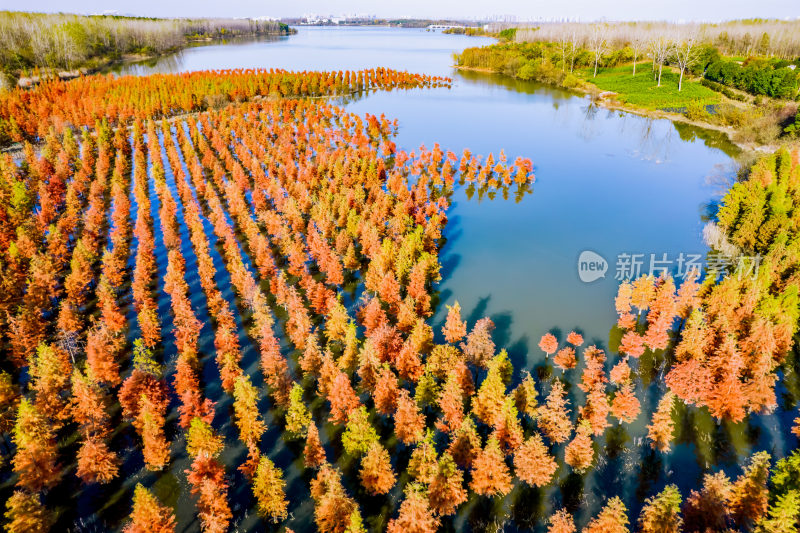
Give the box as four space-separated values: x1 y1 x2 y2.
581 63 720 110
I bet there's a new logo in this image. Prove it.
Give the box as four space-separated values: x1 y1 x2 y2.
578 250 608 283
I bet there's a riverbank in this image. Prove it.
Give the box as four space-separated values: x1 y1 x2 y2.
0 11 295 89
454 39 800 154
15 52 165 87
455 64 790 156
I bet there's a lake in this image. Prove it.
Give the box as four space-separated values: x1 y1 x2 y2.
97 26 797 532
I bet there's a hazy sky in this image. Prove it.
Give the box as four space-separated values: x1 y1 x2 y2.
1 0 797 21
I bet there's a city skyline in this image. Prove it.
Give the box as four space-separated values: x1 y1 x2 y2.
1 0 797 22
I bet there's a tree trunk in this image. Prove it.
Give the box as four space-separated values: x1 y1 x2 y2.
594 57 598 77
678 67 684 91
658 63 663 87
633 51 637 76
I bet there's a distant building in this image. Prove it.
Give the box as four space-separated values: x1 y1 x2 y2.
427 24 466 30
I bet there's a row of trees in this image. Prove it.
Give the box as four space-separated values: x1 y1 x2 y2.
484 21 800 96
0 10 293 79
0 68 452 147
517 20 800 61
455 36 712 91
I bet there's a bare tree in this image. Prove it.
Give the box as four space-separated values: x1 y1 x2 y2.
516 19 800 61
629 28 648 76
568 29 581 73
588 25 608 78
0 11 289 77
650 34 674 87
673 32 700 91
557 33 570 73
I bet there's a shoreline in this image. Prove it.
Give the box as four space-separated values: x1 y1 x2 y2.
10 30 296 88
454 65 781 156
16 53 162 87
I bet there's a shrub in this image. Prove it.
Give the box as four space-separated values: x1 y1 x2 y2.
562 74 580 89
685 101 711 121
700 78 747 101
497 28 517 42
516 61 538 81
204 93 229 109
715 103 753 128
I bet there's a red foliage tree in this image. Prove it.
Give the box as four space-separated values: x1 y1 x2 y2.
682 472 732 532
11 399 61 491
548 509 576 533
373 365 400 416
310 464 361 533
647 391 676 452
514 432 557 487
537 380 572 444
185 419 231 533
619 331 645 358
564 420 594 473
123 484 176 533
304 423 327 469
584 497 629 533
138 393 170 471
437 371 465 433
387 484 440 533
394 389 425 445
609 360 631 385
469 437 512 497
553 347 577 371
359 442 396 495
428 452 467 516
610 383 641 424
460 317 495 368
566 331 584 346
86 325 122 387
328 372 361 425
4 490 54 533
442 301 467 344
728 451 771 528
447 417 482 469
538 333 558 358
77 436 120 484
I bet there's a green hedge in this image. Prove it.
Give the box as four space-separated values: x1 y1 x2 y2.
700 78 748 101
705 58 799 99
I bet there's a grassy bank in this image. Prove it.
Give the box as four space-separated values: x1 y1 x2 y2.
455 43 799 149
580 64 719 109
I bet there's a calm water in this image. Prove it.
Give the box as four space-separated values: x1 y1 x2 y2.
96 27 798 531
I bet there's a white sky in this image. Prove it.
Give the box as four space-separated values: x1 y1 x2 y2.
0 0 797 21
